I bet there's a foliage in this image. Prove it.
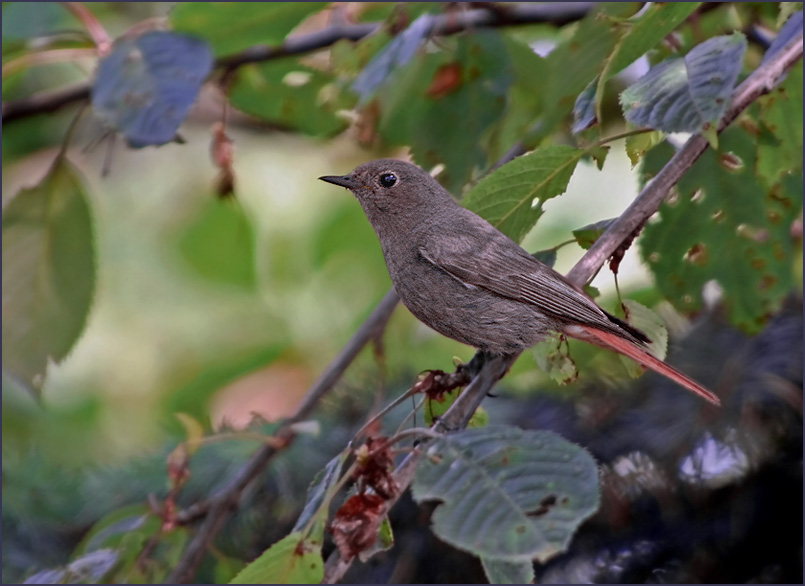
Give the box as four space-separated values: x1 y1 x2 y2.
2 2 802 584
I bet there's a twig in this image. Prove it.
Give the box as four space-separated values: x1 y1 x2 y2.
167 288 399 583
2 3 594 124
321 29 804 585
62 2 112 54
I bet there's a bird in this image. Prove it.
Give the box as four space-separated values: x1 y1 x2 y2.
319 159 719 405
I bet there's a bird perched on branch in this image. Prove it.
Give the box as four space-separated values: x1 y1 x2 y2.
320 159 719 405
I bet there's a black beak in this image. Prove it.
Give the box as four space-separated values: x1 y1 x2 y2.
319 175 358 189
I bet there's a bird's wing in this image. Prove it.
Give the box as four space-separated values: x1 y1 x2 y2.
419 230 647 343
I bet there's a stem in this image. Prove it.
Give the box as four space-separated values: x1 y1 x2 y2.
2 48 98 79
62 2 112 54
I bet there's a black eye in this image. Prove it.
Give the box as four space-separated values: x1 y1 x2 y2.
379 173 397 188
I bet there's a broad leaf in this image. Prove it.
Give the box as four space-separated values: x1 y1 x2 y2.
229 59 355 137
572 218 618 250
176 199 257 289
23 549 118 585
412 426 600 561
379 32 513 195
92 31 213 148
755 61 803 188
462 145 590 243
639 128 803 332
2 159 96 391
532 334 578 386
171 2 326 56
625 130 665 167
617 299 669 377
352 14 431 102
620 33 747 137
229 532 323 584
480 556 535 585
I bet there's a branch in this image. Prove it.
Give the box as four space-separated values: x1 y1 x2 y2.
167 288 400 584
321 29 804 584
2 3 594 124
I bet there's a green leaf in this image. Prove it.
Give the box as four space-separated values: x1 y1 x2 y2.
412 426 600 561
572 218 618 250
462 145 587 243
616 299 669 377
357 515 394 562
532 334 578 385
176 199 257 288
607 3 702 77
625 130 665 167
379 32 513 195
229 59 355 137
572 80 598 134
543 3 634 128
620 33 747 134
2 158 96 391
639 128 803 332
755 61 803 188
170 2 327 56
480 556 535 585
229 532 324 585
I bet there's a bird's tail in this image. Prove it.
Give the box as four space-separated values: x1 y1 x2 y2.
564 324 720 406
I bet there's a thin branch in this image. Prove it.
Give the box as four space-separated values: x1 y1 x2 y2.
2 3 594 124
62 2 112 54
2 48 98 79
321 29 804 585
167 288 399 583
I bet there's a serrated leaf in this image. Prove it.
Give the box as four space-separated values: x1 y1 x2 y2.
625 130 665 167
620 33 747 134
532 334 578 385
171 2 326 56
616 300 669 377
292 451 348 537
639 128 803 332
462 145 587 243
229 59 355 137
412 426 600 561
352 14 431 102
229 532 323 585
2 159 96 392
481 556 535 585
91 31 213 148
572 218 618 250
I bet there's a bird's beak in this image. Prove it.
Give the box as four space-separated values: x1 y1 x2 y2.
319 174 359 189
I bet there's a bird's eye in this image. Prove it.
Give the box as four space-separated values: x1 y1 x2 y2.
379 173 397 188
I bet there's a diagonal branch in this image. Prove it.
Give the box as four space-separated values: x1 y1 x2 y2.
2 3 594 124
322 28 804 585
167 288 400 583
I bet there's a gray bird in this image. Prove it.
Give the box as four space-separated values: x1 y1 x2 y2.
320 159 719 405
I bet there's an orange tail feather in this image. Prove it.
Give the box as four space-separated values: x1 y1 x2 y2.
565 325 720 406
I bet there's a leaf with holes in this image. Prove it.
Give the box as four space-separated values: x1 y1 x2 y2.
462 145 591 243
2 159 96 393
92 31 213 148
639 127 803 332
412 426 600 562
532 334 578 386
620 33 747 137
230 532 323 584
171 2 326 56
